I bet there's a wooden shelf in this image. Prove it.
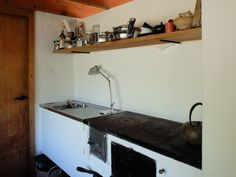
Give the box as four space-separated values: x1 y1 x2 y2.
54 28 202 54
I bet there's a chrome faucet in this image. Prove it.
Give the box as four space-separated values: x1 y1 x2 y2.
88 65 115 114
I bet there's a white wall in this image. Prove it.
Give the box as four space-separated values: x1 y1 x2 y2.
75 0 203 123
34 0 236 176
35 12 75 153
202 1 236 177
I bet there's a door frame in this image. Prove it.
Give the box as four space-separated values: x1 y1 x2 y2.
0 5 35 176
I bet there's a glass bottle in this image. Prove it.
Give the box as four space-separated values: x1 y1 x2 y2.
59 30 66 49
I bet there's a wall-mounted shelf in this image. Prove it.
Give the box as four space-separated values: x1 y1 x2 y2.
53 28 201 54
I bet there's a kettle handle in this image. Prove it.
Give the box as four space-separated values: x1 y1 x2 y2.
189 102 203 125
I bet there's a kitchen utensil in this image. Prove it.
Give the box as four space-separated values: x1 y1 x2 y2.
59 30 66 49
112 18 136 40
127 18 136 38
76 37 84 47
112 32 128 40
143 22 165 34
67 32 74 38
192 0 202 27
182 102 202 146
77 21 85 36
165 19 176 33
92 24 100 33
133 27 141 38
62 19 72 32
84 30 91 44
143 22 153 29
53 40 60 51
174 11 193 30
153 22 165 34
90 32 112 44
113 25 128 33
137 27 152 37
90 32 98 44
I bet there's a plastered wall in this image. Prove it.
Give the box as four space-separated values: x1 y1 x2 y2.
74 0 203 123
35 11 75 153
202 0 236 177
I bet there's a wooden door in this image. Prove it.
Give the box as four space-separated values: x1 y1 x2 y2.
0 14 30 177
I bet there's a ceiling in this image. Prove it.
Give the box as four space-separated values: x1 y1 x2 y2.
0 0 132 18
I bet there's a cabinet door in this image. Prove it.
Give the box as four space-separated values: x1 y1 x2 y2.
111 142 156 177
40 108 90 177
156 157 202 177
107 135 202 177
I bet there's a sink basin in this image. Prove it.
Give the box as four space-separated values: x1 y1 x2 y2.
42 100 122 120
53 103 87 110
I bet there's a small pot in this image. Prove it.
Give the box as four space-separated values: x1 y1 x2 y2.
182 102 202 146
165 19 176 33
90 32 112 44
112 32 128 40
113 25 128 33
174 11 193 30
112 18 136 40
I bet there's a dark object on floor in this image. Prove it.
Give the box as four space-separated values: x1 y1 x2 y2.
48 167 70 177
35 154 70 177
35 154 56 172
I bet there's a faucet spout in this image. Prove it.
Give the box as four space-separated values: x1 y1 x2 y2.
88 65 115 114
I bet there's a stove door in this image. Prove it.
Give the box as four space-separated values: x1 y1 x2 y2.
88 127 107 162
111 142 156 177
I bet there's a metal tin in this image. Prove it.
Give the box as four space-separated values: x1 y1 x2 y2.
112 33 128 40
90 32 112 44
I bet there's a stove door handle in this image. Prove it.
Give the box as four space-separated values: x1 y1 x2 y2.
76 167 102 177
88 140 95 146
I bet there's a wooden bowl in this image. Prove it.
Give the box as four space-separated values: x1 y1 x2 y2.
174 16 193 30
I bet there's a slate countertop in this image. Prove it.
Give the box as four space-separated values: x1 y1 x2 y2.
84 111 202 169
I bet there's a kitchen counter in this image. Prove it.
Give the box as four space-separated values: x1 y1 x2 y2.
84 111 201 169
40 100 119 122
40 102 201 169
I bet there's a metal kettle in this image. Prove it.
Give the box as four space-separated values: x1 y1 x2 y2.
181 102 203 146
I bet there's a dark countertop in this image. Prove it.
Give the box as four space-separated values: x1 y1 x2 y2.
84 111 202 169
40 102 201 169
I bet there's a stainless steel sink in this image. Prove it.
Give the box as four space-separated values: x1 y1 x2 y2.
53 101 87 110
45 100 121 120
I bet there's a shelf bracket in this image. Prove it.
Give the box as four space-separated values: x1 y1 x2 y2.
160 39 181 44
71 51 91 54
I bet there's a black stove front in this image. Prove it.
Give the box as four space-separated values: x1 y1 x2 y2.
111 142 156 177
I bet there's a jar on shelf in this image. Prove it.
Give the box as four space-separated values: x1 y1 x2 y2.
59 30 66 49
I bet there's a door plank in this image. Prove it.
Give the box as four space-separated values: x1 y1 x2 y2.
0 14 29 177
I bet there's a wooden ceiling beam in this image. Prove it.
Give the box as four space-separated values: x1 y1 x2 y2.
67 0 109 10
0 0 132 18
0 0 104 18
88 0 133 8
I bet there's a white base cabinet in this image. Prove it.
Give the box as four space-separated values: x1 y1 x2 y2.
107 135 202 177
40 108 110 177
39 108 202 177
